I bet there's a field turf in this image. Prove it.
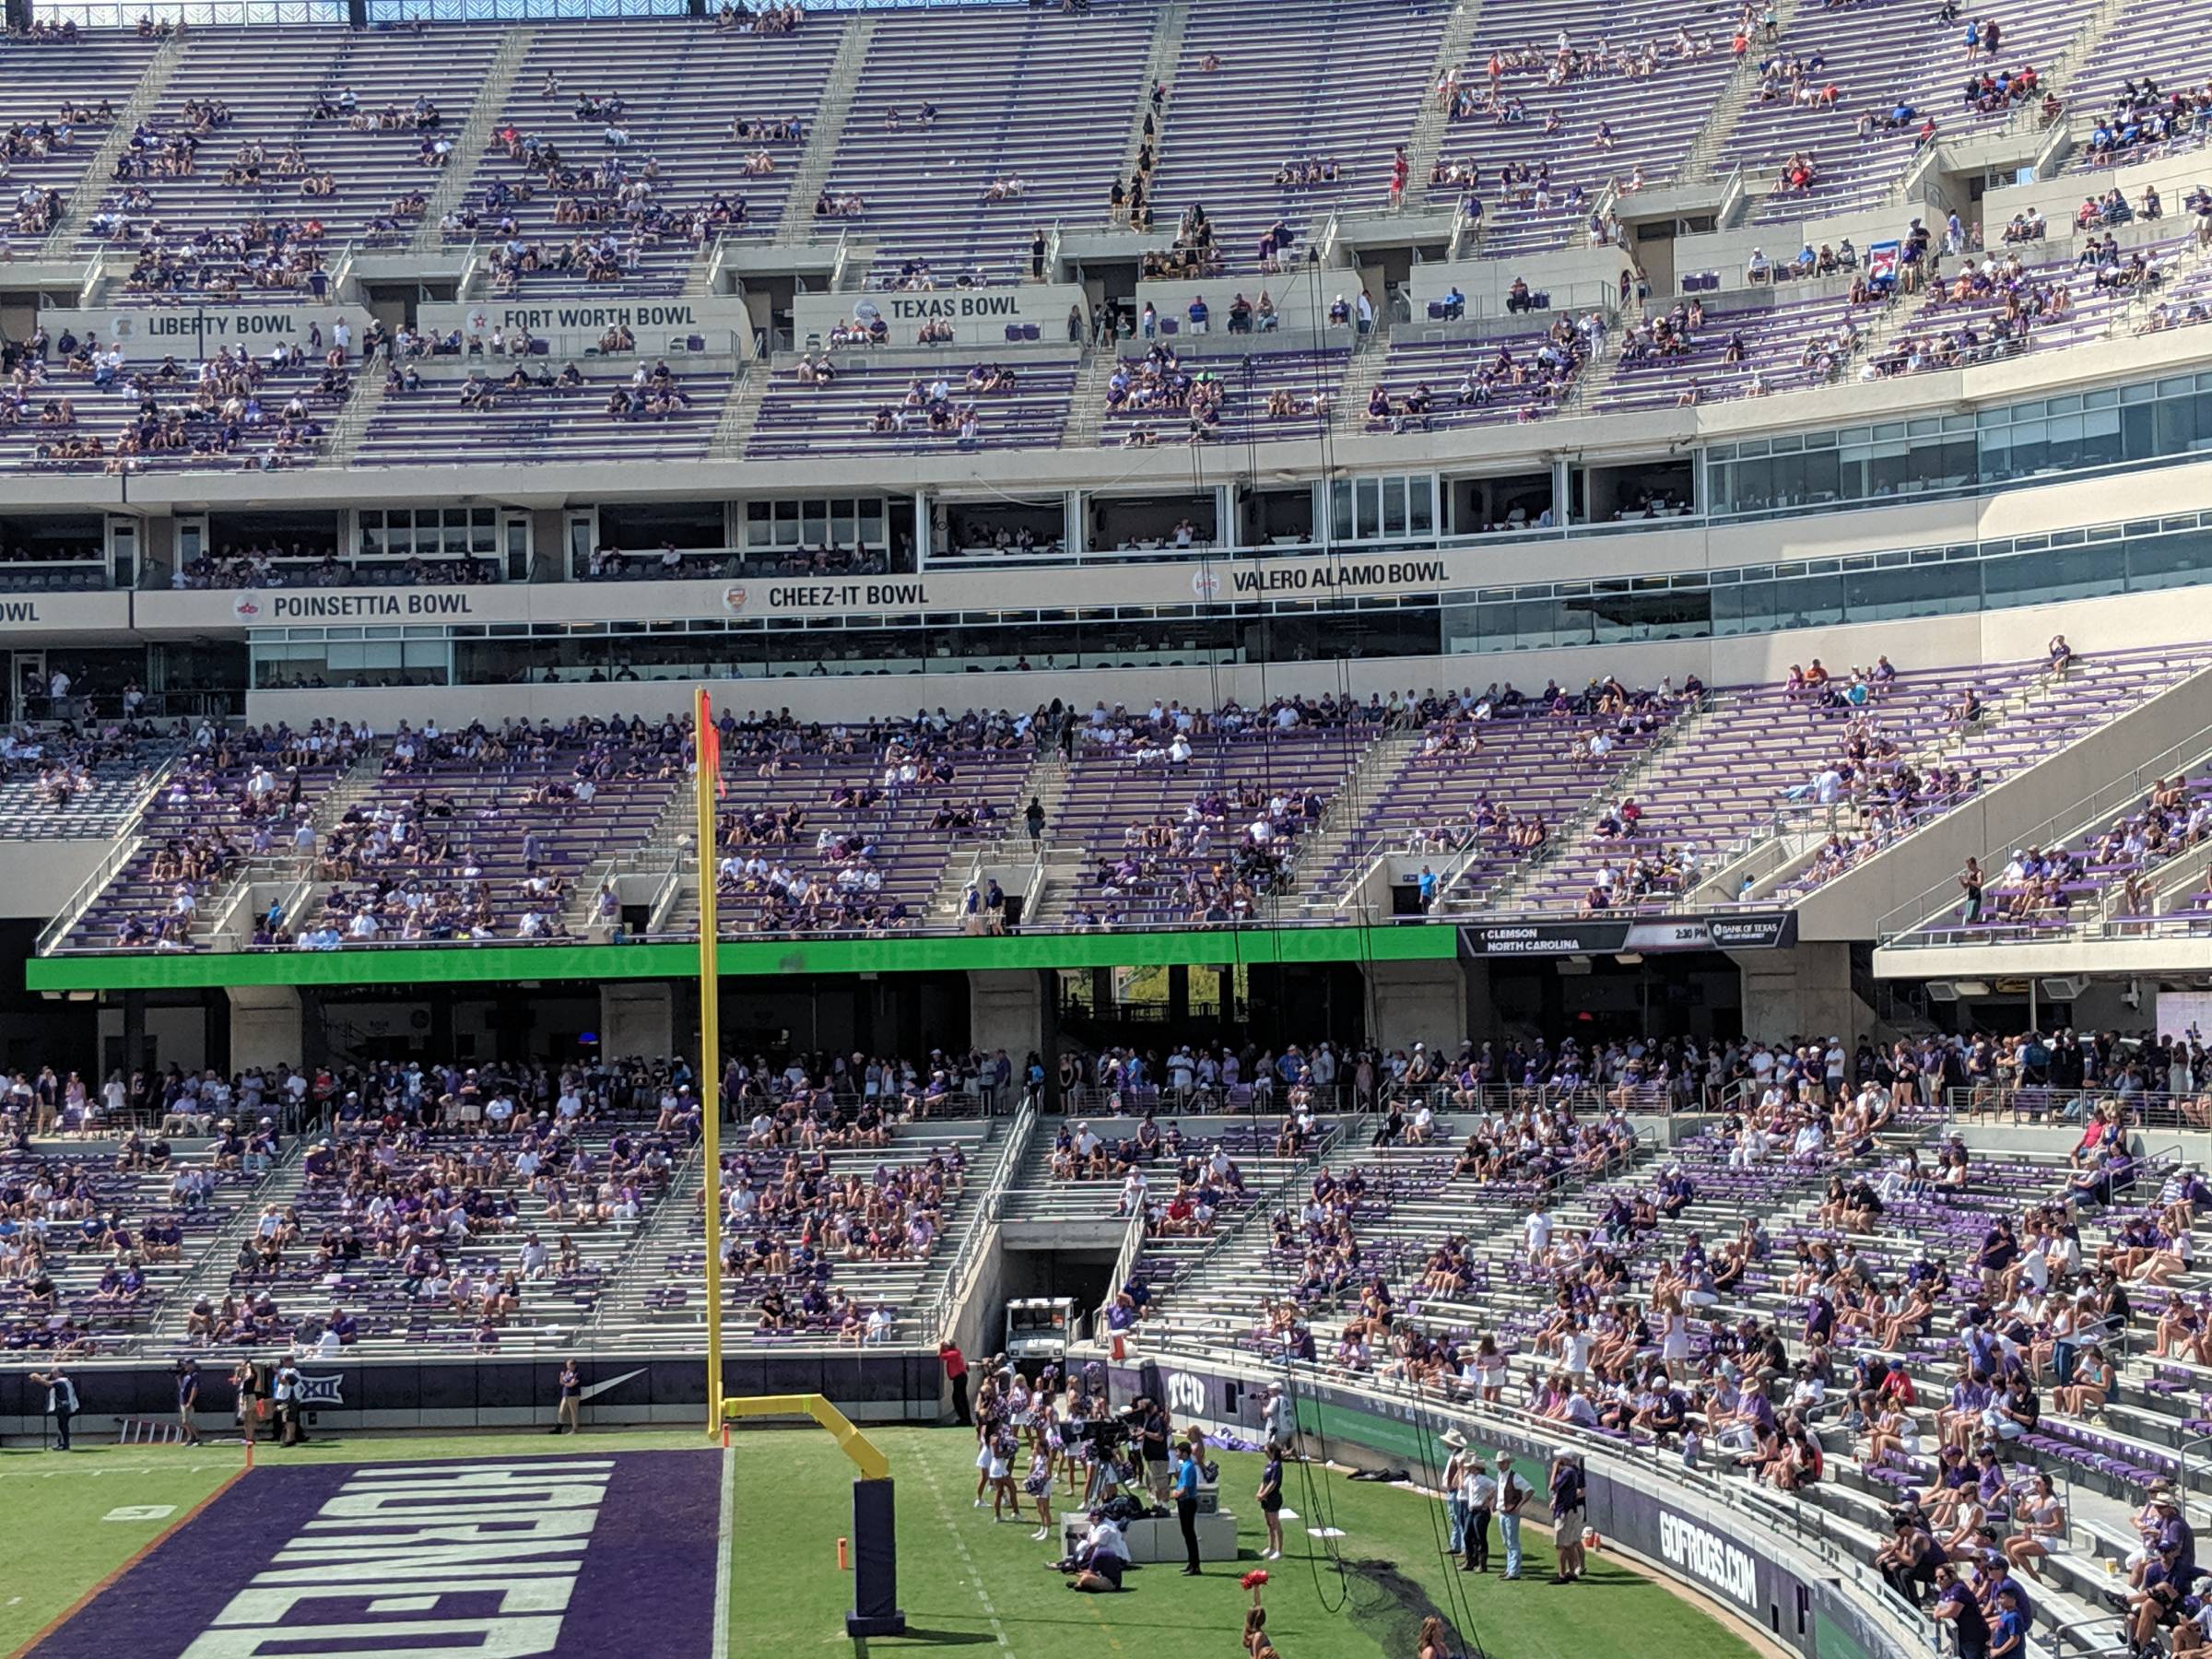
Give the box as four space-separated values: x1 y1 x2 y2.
0 1425 1760 1659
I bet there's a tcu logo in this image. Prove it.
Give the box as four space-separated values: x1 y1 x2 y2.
1165 1371 1206 1418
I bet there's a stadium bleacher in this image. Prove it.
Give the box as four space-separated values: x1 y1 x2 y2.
11 33 2212 1659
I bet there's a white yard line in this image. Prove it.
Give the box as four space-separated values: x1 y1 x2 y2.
711 1442 735 1659
913 1445 1015 1656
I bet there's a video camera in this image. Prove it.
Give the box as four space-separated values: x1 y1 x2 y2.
1069 1406 1142 1453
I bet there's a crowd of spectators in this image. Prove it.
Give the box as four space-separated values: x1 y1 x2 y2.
1768 653 1992 889
107 717 374 949
710 708 1028 936
276 714 687 948
1367 311 1597 431
5 325 350 474
2081 76 2211 164
0 716 169 803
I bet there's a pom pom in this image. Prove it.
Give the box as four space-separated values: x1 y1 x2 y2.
1583 1528 1603 1552
1241 1570 1270 1590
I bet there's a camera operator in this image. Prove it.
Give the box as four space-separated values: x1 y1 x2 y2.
1135 1394 1171 1500
1052 1511 1131 1593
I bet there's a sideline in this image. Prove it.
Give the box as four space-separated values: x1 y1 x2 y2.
912 1434 1016 1656
712 1441 735 1659
1390 1473 1793 1659
9 1455 251 1658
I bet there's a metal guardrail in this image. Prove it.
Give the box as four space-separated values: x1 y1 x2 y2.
930 1101 1034 1342
32 758 180 955
1877 709 2212 944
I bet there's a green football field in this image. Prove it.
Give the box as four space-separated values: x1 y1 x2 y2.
0 1425 1759 1659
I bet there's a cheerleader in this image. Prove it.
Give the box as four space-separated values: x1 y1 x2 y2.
1025 1442 1055 1540
971 1376 1002 1506
988 1421 1020 1520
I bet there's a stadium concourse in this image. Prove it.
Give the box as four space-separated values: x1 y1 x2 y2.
13 0 2212 1654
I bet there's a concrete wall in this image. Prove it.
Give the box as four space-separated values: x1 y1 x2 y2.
600 982 676 1062
226 986 302 1075
241 573 2212 736
968 970 1046 1064
1370 958 1471 1053
1736 940 1861 1048
0 841 111 921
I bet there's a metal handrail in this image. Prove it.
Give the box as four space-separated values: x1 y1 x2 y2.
1089 1208 1147 1345
31 756 181 955
930 1101 1034 1341
1877 708 2212 943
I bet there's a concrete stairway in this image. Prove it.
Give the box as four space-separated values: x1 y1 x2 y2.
406 24 540 256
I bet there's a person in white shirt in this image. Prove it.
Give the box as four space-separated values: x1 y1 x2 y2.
1524 1205 1554 1264
1561 1322 1594 1378
1066 1515 1130 1592
1458 1453 1499 1571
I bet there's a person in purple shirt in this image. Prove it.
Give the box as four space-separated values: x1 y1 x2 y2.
1988 1584 2028 1659
2117 1532 2197 1654
1939 1369 1991 1452
1805 1294 1835 1347
1930 1562 1993 1659
1973 1551 2032 1626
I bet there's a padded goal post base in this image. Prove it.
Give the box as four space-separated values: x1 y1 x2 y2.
846 1477 907 1638
721 1395 904 1639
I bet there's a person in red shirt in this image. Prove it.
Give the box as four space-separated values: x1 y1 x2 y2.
1878 1358 1918 1408
938 1340 971 1426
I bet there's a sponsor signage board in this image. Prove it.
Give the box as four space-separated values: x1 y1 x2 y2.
790 283 1090 349
39 305 376 352
1466 912 1798 957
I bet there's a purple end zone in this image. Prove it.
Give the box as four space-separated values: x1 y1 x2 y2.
35 1449 722 1658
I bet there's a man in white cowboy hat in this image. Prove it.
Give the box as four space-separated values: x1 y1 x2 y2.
1457 1439 1498 1572
1495 1450 1532 1579
1441 1428 1475 1557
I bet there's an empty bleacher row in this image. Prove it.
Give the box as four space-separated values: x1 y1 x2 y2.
355 360 726 467
0 738 174 841
0 30 163 252
1427 0 1744 256
833 2 1156 288
747 352 1077 458
446 18 846 295
1722 0 2103 223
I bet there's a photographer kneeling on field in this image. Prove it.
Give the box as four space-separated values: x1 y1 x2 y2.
1052 1511 1133 1593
